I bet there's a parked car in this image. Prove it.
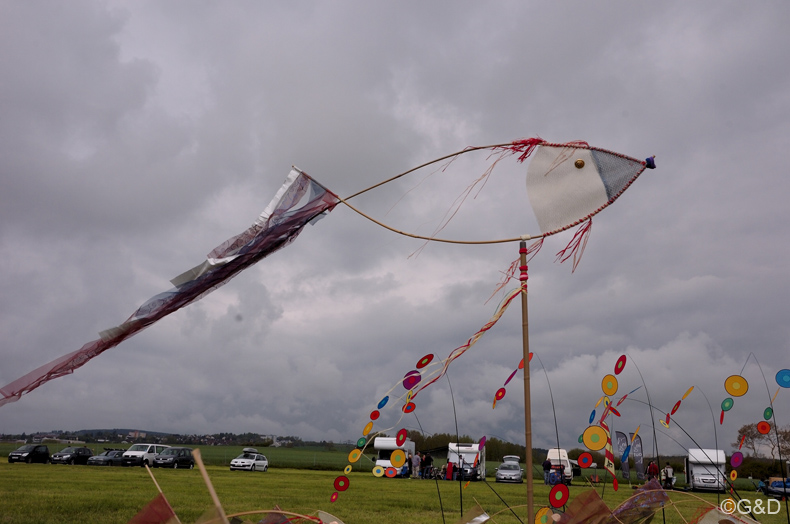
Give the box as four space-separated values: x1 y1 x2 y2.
51 446 93 465
8 444 50 464
122 444 170 467
230 448 268 472
495 456 524 483
87 449 126 466
153 447 194 469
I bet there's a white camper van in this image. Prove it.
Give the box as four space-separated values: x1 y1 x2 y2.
546 448 573 485
685 449 725 492
448 442 486 480
373 437 415 473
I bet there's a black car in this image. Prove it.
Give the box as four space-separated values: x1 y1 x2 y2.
153 447 194 469
50 446 93 465
8 444 50 463
87 449 125 466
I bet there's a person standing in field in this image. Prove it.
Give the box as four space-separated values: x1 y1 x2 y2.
407 453 413 478
411 452 421 478
542 457 552 485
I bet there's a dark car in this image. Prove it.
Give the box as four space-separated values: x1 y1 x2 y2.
8 444 50 463
87 449 125 466
50 446 93 465
153 447 194 469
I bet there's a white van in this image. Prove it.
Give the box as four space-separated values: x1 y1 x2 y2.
546 448 573 485
448 442 486 481
373 437 415 473
685 449 725 492
121 443 170 467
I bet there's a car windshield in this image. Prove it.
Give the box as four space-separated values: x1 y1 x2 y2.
159 448 178 456
236 453 256 460
15 445 36 452
127 444 150 452
499 463 519 471
59 447 76 453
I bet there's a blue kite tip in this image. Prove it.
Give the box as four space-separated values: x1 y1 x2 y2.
645 156 656 169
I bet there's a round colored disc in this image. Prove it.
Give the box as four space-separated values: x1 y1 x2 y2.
730 451 743 468
665 413 671 424
549 484 569 508
390 449 406 468
582 425 607 451
402 370 421 390
377 396 389 409
730 470 738 481
396 428 408 446
330 492 338 503
601 374 618 396
588 409 596 424
621 445 631 462
720 410 725 425
348 449 362 463
578 434 584 444
603 396 611 408
385 467 397 478
344 465 352 474
578 452 593 468
682 386 694 400
356 437 367 447
758 421 771 434
609 406 621 417
416 354 434 369
334 475 349 491
495 388 506 401
535 507 551 524
614 355 627 375
724 375 749 397
776 369 790 388
362 421 374 436
370 410 380 420
479 436 486 449
616 394 628 407
660 419 670 428
671 400 682 415
764 407 774 420
402 402 416 413
504 368 519 386
372 466 385 477
721 398 734 411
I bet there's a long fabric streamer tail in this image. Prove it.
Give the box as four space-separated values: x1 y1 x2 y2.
1 168 339 406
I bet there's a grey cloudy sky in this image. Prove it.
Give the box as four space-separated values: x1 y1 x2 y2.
2 1 789 458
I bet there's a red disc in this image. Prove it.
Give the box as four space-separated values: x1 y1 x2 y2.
614 355 627 375
671 400 681 415
330 492 338 503
578 452 593 468
495 388 506 401
385 467 397 478
758 421 771 434
720 410 725 425
370 410 380 420
665 413 670 424
503 368 519 386
416 354 434 369
402 402 416 413
402 370 421 390
608 406 621 417
396 428 407 446
549 484 569 507
334 475 349 492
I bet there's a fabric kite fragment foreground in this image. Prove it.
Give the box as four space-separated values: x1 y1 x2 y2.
0 168 339 406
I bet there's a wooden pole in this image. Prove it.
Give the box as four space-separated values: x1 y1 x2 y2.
193 448 229 524
520 241 534 524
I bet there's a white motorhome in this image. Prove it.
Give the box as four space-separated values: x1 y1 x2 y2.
373 437 415 472
546 448 573 485
685 449 725 492
448 442 486 481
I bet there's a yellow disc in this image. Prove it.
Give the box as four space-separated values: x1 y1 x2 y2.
595 395 604 408
682 386 694 400
601 374 618 396
390 449 406 468
348 449 362 463
582 425 608 451
730 470 737 481
344 465 352 474
535 507 552 524
362 422 374 436
725 375 748 397
372 466 385 477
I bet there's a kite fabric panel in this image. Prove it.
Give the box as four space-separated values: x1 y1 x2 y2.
0 168 339 407
526 143 648 236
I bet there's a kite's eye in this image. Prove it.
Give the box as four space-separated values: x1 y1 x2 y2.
574 159 585 169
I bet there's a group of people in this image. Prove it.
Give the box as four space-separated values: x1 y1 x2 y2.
403 452 466 480
646 460 674 489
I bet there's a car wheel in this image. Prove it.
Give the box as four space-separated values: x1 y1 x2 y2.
251 464 256 472
189 463 194 469
173 462 178 469
25 457 31 464
142 460 148 467
264 465 268 472
69 459 75 465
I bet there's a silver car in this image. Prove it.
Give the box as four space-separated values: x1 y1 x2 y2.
229 448 269 472
495 461 524 483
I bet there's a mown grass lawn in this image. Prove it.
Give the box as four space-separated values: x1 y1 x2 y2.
1 449 789 524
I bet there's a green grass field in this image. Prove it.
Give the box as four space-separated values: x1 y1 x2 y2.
2 444 788 523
